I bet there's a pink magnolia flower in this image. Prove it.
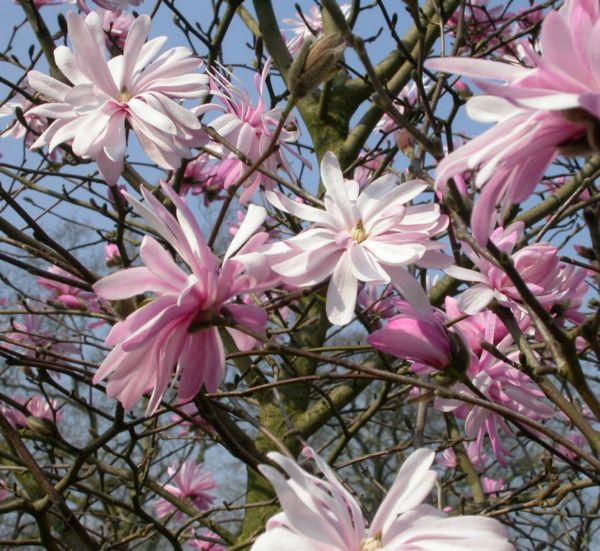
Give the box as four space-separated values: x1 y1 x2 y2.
252 446 515 550
167 147 226 205
153 459 217 521
352 154 387 188
444 296 515 356
513 4 545 32
3 304 80 360
437 347 555 466
75 1 135 50
555 432 587 462
105 243 122 267
368 300 460 373
28 11 208 185
482 477 507 495
38 266 97 310
356 284 395 328
27 394 64 423
428 0 600 242
375 83 422 142
97 8 136 51
447 0 515 51
445 222 588 322
436 443 490 472
0 83 52 153
283 4 352 54
1 393 63 429
264 151 451 325
194 59 308 203
93 181 270 414
170 402 211 436
188 529 225 550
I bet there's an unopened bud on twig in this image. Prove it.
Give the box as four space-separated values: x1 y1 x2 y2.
289 33 347 102
27 416 59 438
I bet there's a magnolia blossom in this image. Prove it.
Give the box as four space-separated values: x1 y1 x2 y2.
252 447 515 550
368 300 457 372
436 443 490 472
171 402 210 436
482 477 507 495
0 83 52 153
375 82 422 146
194 60 307 203
28 11 208 185
446 0 518 53
437 344 555 465
188 529 225 550
167 147 226 205
264 152 450 325
283 4 352 54
154 459 216 521
3 304 80 361
445 222 588 321
444 296 516 355
75 0 135 50
93 181 270 414
1 393 63 429
38 266 98 310
96 8 136 50
105 244 122 267
356 284 395 328
428 0 600 241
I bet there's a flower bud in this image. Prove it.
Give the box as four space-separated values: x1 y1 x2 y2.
397 128 415 158
27 416 59 438
105 243 122 267
453 79 472 99
289 33 347 101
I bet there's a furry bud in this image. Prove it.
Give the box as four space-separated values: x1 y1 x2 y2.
289 33 347 101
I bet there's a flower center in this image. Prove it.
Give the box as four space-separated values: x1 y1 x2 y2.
360 534 383 551
117 85 133 103
351 220 368 243
188 307 218 333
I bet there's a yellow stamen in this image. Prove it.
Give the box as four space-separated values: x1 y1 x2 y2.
360 532 383 551
117 85 133 103
351 220 368 243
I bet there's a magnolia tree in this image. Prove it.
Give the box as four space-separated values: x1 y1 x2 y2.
0 0 598 549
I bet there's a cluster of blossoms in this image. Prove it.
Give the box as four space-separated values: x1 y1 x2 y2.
368 289 565 465
252 447 515 550
91 149 447 409
8 2 597 547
